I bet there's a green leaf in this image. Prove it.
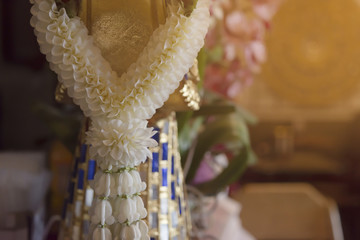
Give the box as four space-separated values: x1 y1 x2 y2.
235 117 250 146
235 106 258 125
185 114 250 182
178 116 204 167
177 111 194 134
247 148 257 165
197 47 207 91
195 147 250 195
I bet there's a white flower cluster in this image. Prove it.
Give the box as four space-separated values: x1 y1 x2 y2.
86 119 157 169
30 0 210 239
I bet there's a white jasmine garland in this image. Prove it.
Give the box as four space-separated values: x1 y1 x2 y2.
137 220 149 240
90 199 115 226
86 119 157 169
92 228 112 240
91 172 116 197
116 171 135 196
133 195 147 219
121 224 142 240
30 0 210 121
129 170 147 194
113 197 141 224
117 171 146 196
30 0 210 239
112 218 148 240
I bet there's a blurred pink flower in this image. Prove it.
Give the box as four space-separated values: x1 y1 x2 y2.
204 61 253 99
225 11 247 38
244 40 267 72
205 26 218 49
253 0 283 22
204 0 281 99
224 11 265 41
204 64 229 97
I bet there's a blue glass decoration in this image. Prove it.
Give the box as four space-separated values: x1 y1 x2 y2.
171 155 175 175
68 181 75 204
184 73 188 80
152 127 160 142
77 169 84 190
162 143 168 160
83 220 90 234
152 152 159 172
171 181 175 200
176 170 180 186
151 184 159 200
160 198 169 214
162 168 168 186
87 159 96 180
150 212 158 229
163 121 169 134
172 211 178 228
178 196 182 215
72 157 80 178
80 144 87 163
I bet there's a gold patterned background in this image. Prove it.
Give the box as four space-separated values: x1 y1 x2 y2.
261 0 360 106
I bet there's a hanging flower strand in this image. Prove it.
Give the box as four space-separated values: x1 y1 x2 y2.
30 0 210 239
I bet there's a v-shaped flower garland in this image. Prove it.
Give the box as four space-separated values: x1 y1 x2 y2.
30 0 210 239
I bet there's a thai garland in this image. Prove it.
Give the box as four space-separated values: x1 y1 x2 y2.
30 0 210 239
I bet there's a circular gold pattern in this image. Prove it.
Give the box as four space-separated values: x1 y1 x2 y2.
261 0 360 106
